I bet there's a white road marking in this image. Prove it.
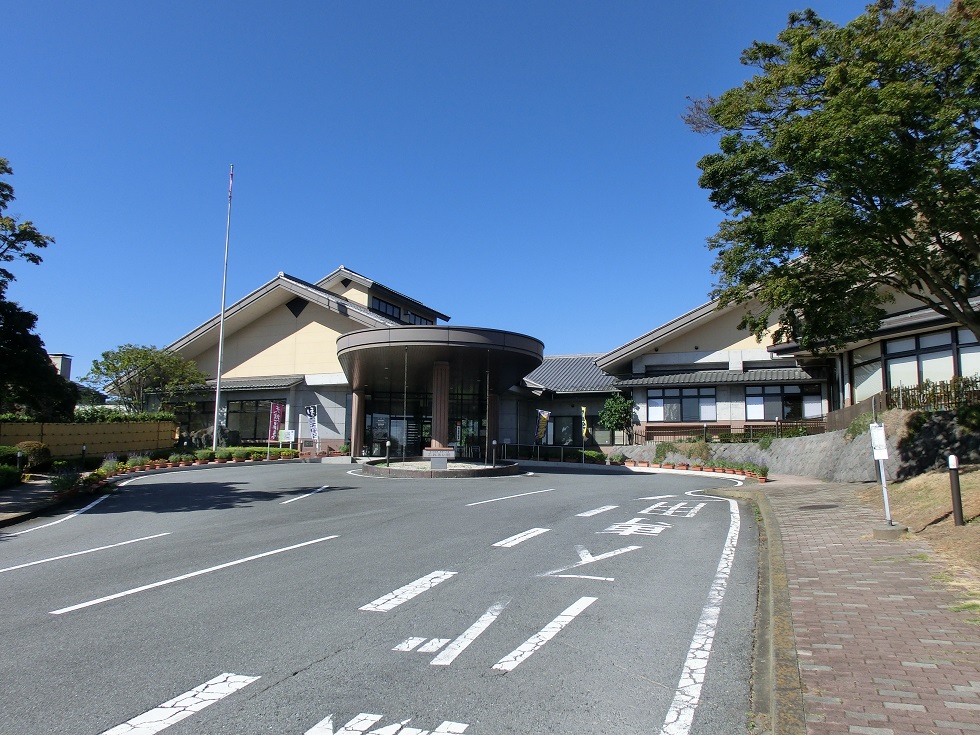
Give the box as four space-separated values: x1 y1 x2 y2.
50 535 339 615
492 528 549 547
637 495 676 501
576 505 618 517
493 596 597 672
538 545 641 580
281 486 330 504
639 502 706 518
305 714 470 734
418 638 451 653
598 518 672 536
394 637 428 652
431 598 511 666
658 496 741 735
0 533 171 574
100 672 259 734
7 494 110 536
359 571 457 612
393 637 451 653
465 488 553 506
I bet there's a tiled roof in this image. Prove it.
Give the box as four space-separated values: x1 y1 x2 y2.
205 375 306 391
615 368 824 387
523 354 618 393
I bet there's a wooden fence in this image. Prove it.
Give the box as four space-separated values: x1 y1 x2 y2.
887 376 980 412
0 421 178 458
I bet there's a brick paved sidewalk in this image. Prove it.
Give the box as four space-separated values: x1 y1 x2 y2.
763 476 980 735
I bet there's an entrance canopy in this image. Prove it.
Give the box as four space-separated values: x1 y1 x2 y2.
337 326 544 395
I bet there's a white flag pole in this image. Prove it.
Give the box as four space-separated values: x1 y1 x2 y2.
211 165 234 451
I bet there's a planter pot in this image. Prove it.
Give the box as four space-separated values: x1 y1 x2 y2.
691 466 703 471
758 477 769 483
724 469 736 474
232 458 246 462
214 458 228 464
735 470 746 476
661 463 675 469
650 462 661 468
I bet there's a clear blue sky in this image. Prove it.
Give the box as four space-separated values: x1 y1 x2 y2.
5 0 874 381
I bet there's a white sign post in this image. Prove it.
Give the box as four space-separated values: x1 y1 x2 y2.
869 422 893 526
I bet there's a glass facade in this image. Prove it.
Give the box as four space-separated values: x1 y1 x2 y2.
362 389 487 458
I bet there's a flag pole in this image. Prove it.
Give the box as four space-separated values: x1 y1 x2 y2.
211 164 234 451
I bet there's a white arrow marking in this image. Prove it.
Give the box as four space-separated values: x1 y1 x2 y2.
538 545 642 579
101 673 259 734
431 599 511 666
493 597 597 672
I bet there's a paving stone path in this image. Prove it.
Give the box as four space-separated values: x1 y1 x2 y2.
765 477 980 735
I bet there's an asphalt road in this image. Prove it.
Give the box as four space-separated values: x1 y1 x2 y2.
0 463 758 735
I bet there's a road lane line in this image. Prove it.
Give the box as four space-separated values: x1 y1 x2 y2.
100 673 259 734
431 598 511 666
492 528 549 548
465 488 553 506
658 496 741 735
492 596 597 672
281 486 330 504
576 505 618 517
7 494 110 536
0 533 171 574
359 571 457 612
50 535 339 615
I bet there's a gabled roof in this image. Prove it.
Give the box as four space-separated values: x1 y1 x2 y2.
167 271 402 357
595 300 724 374
523 354 619 394
315 265 451 322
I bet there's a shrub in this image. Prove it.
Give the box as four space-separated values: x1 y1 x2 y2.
15 441 51 470
653 442 677 462
0 465 21 489
758 435 774 450
180 454 195 463
50 471 81 493
100 456 119 473
0 445 19 466
844 412 876 442
956 404 980 432
681 439 713 464
584 450 605 464
126 455 150 468
168 453 183 463
279 449 298 459
215 448 233 460
232 448 250 460
194 449 215 462
72 407 177 423
338 443 351 454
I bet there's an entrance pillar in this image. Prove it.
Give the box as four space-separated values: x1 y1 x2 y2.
351 388 365 457
431 361 450 448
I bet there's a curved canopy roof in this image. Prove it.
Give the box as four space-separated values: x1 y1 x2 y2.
337 326 544 396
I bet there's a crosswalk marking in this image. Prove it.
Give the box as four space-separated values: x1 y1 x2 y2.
101 673 259 735
431 599 511 666
492 597 597 672
305 714 470 734
359 571 457 612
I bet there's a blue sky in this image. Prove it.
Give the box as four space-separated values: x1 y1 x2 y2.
5 0 874 381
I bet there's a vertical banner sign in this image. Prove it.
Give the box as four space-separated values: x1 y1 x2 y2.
305 405 319 443
581 407 588 441
535 410 551 442
268 403 284 442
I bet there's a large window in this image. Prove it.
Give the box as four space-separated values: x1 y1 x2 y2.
852 343 883 402
227 399 284 441
885 330 957 388
745 385 822 421
370 296 401 320
647 387 716 422
403 312 433 326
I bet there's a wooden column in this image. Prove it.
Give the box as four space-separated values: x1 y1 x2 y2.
432 361 450 448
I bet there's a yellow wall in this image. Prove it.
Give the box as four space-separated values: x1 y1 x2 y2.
189 303 352 378
656 307 774 354
0 422 177 458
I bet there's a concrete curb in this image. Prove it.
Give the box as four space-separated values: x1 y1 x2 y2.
713 487 805 735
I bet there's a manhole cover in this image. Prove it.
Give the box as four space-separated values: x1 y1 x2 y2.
798 504 839 511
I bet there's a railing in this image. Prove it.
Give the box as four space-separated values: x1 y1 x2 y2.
887 376 980 412
642 420 825 443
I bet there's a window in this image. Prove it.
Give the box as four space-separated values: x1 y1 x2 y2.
403 312 433 326
370 296 401 320
226 399 284 441
851 343 883 402
745 385 821 421
647 387 715 422
884 330 958 388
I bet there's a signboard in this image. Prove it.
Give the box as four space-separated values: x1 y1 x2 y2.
268 403 285 442
278 429 295 443
534 410 551 442
305 405 319 441
423 448 456 459
869 423 889 460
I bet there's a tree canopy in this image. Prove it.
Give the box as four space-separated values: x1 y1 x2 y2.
687 0 980 351
83 345 210 412
0 157 53 296
598 392 636 443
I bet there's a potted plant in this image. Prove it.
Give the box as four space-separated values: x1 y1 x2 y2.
194 449 215 465
214 448 232 463
232 448 249 462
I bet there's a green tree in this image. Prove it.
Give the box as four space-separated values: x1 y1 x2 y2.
598 392 636 444
687 0 980 351
0 157 53 295
0 299 77 420
83 345 209 412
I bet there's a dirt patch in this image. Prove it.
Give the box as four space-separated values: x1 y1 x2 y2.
857 466 980 603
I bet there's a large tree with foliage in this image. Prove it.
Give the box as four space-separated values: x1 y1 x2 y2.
598 392 636 444
0 158 75 420
687 0 980 351
83 345 209 412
